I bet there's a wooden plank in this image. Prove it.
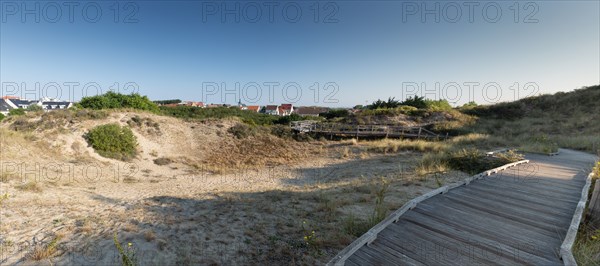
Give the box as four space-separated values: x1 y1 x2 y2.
413 198 565 244
398 214 560 264
457 184 576 213
442 194 570 234
450 186 574 219
369 237 425 266
472 180 581 203
446 188 574 221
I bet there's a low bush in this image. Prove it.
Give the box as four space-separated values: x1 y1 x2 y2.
228 123 256 139
448 148 518 175
0 113 5 121
85 124 138 161
26 105 43 112
153 157 172 166
77 91 159 112
8 109 25 116
271 125 293 139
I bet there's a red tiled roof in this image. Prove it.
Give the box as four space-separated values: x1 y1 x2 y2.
247 105 260 112
265 105 279 110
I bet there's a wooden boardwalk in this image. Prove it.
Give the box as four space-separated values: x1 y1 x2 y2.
329 149 598 265
290 121 444 139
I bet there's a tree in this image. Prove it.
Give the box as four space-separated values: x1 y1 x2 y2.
367 97 401 109
400 96 427 109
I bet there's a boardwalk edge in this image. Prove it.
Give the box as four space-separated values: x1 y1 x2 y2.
560 169 596 266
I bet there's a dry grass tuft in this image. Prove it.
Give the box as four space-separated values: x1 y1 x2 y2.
15 181 43 193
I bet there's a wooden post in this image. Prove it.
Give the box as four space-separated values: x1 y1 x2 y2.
417 127 422 139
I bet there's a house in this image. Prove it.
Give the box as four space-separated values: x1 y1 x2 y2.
265 105 280 115
246 105 261 112
295 106 330 117
10 98 41 109
181 101 204 107
0 99 13 115
40 101 73 110
237 100 248 110
279 104 294 116
0 96 73 114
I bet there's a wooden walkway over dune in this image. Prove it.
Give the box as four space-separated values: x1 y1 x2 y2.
329 149 598 265
291 121 445 139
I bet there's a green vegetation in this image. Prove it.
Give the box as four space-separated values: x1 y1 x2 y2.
153 99 181 105
367 96 453 111
343 178 389 237
77 91 159 112
415 148 523 176
228 123 257 139
159 105 276 125
114 232 137 266
8 108 25 116
573 162 600 265
463 85 600 153
0 113 4 121
26 104 43 112
85 124 138 161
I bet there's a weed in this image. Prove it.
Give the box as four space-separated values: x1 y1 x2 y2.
28 236 61 261
114 232 137 266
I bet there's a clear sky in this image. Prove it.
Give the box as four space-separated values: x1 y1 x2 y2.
1 1 599 107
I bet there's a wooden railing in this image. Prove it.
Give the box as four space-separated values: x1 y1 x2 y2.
290 121 445 139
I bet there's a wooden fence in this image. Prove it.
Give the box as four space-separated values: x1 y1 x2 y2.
290 121 446 140
587 178 600 228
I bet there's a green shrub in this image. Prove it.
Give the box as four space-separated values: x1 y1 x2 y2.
160 106 276 126
400 96 427 109
367 97 401 109
495 150 525 163
271 125 293 139
78 91 159 112
320 109 349 119
274 113 305 125
448 148 510 175
85 124 138 161
424 99 452 111
0 113 5 121
228 123 256 139
74 109 108 120
26 105 43 112
9 109 25 116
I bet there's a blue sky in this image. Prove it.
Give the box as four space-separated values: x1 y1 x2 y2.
1 1 599 107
